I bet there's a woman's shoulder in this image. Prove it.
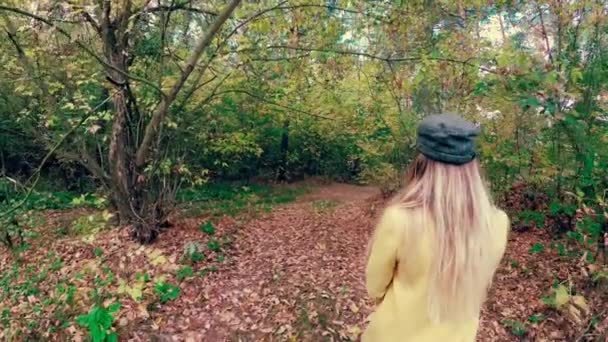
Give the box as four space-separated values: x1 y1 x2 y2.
379 204 424 230
491 207 510 246
381 203 420 221
493 208 510 228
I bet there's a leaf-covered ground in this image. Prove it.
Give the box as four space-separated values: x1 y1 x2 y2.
1 183 607 341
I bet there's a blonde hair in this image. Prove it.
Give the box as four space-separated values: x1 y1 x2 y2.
393 154 496 323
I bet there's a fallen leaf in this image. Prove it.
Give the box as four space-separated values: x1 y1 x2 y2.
554 284 570 308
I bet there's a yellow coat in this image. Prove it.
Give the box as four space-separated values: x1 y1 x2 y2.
362 205 509 342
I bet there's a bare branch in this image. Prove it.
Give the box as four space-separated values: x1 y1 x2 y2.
536 1 554 64
250 53 311 61
245 45 499 74
145 2 218 17
259 45 408 61
135 0 242 167
82 11 102 37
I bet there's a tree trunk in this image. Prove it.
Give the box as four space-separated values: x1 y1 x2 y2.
108 89 133 224
105 0 241 243
278 119 290 181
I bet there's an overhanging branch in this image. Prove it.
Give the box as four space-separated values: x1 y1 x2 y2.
145 3 218 17
0 5 166 97
240 45 498 74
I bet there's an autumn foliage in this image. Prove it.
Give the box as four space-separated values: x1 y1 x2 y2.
0 0 607 341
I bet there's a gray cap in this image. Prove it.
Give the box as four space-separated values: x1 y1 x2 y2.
416 113 480 165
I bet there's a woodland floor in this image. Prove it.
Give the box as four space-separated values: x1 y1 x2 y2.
1 182 607 341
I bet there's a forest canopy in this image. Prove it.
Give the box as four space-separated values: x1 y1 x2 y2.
1 0 607 232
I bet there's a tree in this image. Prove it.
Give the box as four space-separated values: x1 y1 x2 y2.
1 0 241 242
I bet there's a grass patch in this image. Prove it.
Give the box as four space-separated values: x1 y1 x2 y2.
179 182 307 217
311 199 338 213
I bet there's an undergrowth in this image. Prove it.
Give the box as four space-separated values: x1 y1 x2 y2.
0 182 306 340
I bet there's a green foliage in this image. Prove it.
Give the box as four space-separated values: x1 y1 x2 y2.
71 212 112 237
76 303 120 342
549 202 576 217
183 242 206 263
542 284 570 309
529 243 545 254
550 242 568 257
199 222 215 236
179 183 304 218
154 282 181 304
207 239 221 253
217 254 225 263
117 273 149 302
357 162 401 197
519 211 545 229
592 270 608 282
176 266 194 282
528 314 545 324
1 1 608 338
502 319 527 337
0 189 108 248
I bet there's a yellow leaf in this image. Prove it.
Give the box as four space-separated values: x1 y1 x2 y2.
554 285 570 308
127 286 143 301
154 274 167 284
147 249 167 266
81 260 98 274
82 233 98 243
101 210 114 222
117 277 145 301
117 279 128 294
348 325 362 339
572 295 589 313
567 304 583 325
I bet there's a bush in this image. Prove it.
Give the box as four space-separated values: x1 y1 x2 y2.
358 162 402 197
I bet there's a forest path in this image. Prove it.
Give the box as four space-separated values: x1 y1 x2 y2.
141 183 575 341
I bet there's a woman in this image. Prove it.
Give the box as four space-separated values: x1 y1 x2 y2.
362 113 509 342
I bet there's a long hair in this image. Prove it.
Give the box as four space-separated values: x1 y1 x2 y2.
392 154 496 322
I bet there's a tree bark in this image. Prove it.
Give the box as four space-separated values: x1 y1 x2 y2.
108 90 132 223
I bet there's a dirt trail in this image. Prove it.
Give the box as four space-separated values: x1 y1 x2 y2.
298 183 381 203
133 183 591 341
141 184 379 341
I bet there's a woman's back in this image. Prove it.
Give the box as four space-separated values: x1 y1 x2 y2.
363 205 509 342
363 113 510 341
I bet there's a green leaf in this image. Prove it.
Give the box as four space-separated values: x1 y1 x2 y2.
199 222 215 235
76 314 89 326
108 303 121 313
529 243 544 254
154 282 181 303
207 240 221 252
107 332 118 342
